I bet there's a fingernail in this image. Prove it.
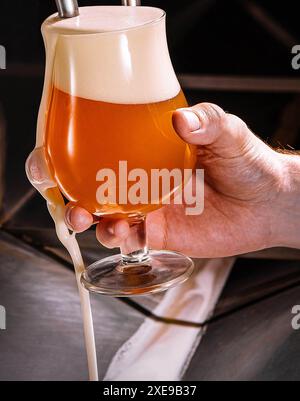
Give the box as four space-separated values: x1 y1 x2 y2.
181 110 201 132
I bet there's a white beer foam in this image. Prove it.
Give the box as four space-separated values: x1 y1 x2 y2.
42 6 180 104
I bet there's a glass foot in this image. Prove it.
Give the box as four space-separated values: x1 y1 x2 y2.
80 250 194 297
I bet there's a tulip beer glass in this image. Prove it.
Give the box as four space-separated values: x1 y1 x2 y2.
29 6 197 296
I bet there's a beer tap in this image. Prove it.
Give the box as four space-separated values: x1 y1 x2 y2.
122 1 141 5
55 0 79 18
55 0 141 19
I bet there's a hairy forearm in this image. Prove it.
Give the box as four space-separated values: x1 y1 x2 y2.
271 152 300 248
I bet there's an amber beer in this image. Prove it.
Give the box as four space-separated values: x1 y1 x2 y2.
26 5 198 379
43 6 197 216
45 86 196 215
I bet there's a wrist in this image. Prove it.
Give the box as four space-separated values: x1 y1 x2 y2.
270 152 300 248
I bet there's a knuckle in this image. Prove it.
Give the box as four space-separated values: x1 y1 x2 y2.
225 113 249 136
96 233 109 248
96 225 114 249
193 102 226 127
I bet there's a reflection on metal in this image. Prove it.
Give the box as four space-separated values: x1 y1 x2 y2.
122 0 141 6
55 0 79 19
0 232 144 380
184 293 298 380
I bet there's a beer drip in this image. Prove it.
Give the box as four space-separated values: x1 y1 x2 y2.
28 4 193 379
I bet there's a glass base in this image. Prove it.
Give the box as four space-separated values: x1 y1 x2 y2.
80 250 194 297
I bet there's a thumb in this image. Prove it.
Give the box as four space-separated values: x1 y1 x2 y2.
172 102 254 155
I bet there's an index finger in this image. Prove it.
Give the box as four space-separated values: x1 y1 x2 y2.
65 204 96 233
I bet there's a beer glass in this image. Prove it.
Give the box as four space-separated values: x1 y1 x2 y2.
28 6 197 296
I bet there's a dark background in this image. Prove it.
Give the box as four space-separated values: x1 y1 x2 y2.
0 1 300 381
0 0 299 225
0 0 300 73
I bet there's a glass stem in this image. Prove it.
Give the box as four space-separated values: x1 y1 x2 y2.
120 214 150 266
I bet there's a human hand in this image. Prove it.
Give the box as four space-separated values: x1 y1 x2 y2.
65 103 300 257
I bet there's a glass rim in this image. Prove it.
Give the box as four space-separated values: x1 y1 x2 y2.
44 6 166 37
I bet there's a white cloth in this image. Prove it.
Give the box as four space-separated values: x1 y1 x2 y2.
104 257 234 381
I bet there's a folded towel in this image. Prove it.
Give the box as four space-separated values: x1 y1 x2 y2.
104 257 234 381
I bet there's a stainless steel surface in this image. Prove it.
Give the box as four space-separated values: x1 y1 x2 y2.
214 258 300 317
184 283 300 380
6 224 300 317
122 0 141 6
0 231 144 380
1 25 300 380
55 0 79 19
2 228 300 380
